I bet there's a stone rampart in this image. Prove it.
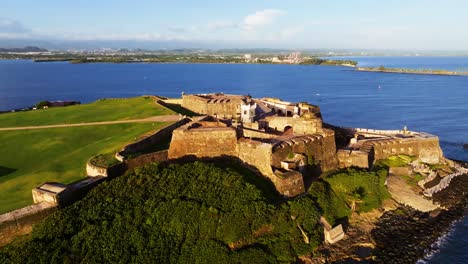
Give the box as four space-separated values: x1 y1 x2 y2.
119 118 189 155
271 129 338 172
238 139 304 197
337 149 370 168
169 126 238 159
0 202 57 246
238 139 274 177
126 150 168 170
265 116 322 134
162 98 183 104
182 95 241 118
423 168 468 197
372 137 443 164
241 127 279 139
86 161 127 178
275 171 305 197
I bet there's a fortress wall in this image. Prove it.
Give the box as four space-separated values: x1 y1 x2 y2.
275 171 305 197
271 130 338 173
162 98 183 104
182 96 240 118
265 116 322 134
237 139 274 178
169 127 238 159
321 130 339 170
237 139 304 197
120 118 190 155
86 161 127 178
182 96 208 114
0 202 57 247
372 137 443 164
86 162 108 177
204 102 240 118
337 150 370 168
241 128 278 139
126 150 168 170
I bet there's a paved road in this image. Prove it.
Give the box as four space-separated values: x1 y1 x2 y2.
0 115 181 131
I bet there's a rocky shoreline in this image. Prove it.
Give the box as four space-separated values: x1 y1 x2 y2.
308 168 468 264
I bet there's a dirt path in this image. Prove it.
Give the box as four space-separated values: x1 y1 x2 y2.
386 175 438 212
0 115 181 131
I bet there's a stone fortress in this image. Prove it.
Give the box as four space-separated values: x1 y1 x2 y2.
168 93 445 197
0 93 456 246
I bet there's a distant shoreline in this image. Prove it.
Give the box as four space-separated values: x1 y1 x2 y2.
356 66 468 76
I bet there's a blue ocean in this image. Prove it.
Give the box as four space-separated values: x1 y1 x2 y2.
0 57 467 262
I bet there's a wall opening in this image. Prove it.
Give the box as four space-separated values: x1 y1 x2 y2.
283 126 293 135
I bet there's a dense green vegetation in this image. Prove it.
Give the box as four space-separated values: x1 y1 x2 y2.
300 58 357 66
323 168 390 213
0 123 168 213
0 162 321 263
0 97 174 127
0 161 391 262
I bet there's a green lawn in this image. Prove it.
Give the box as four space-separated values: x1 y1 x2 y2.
0 122 168 214
0 97 174 127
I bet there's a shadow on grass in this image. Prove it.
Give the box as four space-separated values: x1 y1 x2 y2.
0 166 16 177
162 103 200 117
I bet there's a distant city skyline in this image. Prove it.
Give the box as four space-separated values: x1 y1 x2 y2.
1 0 468 50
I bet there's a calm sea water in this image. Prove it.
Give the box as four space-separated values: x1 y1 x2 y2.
0 57 467 262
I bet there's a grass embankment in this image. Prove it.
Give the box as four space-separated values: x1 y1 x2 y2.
375 154 415 168
0 123 168 214
0 97 177 213
0 96 174 127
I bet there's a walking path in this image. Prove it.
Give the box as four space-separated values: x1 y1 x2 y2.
386 176 438 212
0 115 181 131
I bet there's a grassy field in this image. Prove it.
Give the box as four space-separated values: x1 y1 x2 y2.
0 122 168 214
0 97 174 127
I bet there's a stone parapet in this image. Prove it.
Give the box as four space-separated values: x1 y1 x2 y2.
0 202 57 247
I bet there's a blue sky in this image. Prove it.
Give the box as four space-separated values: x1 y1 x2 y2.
1 0 467 49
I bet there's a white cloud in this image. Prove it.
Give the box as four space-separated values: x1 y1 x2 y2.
206 21 238 31
57 32 188 41
168 21 237 34
280 26 304 39
243 9 285 31
0 18 30 33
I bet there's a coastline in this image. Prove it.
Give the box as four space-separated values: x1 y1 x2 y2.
0 57 356 67
356 67 468 76
310 162 468 264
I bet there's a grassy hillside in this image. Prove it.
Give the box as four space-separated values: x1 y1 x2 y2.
0 161 392 262
0 162 324 263
0 122 168 214
0 97 174 127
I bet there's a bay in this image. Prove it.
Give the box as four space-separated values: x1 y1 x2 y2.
0 57 467 262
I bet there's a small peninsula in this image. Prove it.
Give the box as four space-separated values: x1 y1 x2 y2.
357 65 468 76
